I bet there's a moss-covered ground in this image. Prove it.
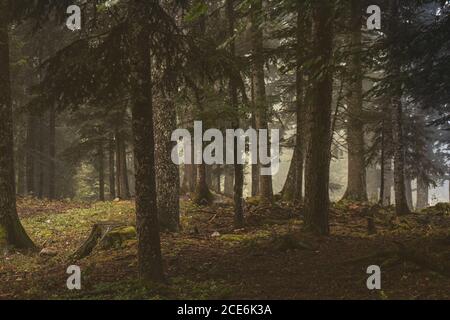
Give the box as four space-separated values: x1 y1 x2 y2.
0 197 449 299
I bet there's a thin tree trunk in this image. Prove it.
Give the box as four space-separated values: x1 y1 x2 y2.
251 0 273 203
281 148 296 201
342 0 367 202
391 96 410 215
224 166 234 197
98 141 105 202
389 0 411 215
108 136 116 200
382 156 393 206
192 6 212 206
405 177 413 211
0 2 36 250
379 123 385 203
115 130 130 200
37 114 45 199
251 113 259 197
304 0 334 235
226 0 244 227
129 0 164 282
48 105 56 199
215 166 221 193
119 137 130 199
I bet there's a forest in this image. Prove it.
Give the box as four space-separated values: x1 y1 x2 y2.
0 0 449 300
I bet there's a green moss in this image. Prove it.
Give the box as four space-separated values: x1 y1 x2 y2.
0 225 7 247
422 203 450 216
219 230 271 246
99 226 137 249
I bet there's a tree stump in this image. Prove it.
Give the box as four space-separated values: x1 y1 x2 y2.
71 222 136 260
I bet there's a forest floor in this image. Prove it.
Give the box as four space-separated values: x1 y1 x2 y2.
0 195 449 300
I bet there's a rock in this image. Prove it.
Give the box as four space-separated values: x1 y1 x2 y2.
39 247 58 257
113 198 121 202
211 231 221 238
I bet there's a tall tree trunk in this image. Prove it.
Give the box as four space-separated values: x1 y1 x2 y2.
381 156 393 206
129 0 164 282
25 113 36 196
108 136 116 200
416 175 428 210
155 93 180 232
389 0 411 215
281 148 297 201
194 163 212 205
115 130 130 199
250 77 259 197
17 143 26 196
37 114 45 199
380 111 393 206
405 177 413 211
293 1 305 203
342 0 367 202
98 141 105 202
224 166 234 197
0 2 36 250
250 113 259 197
192 8 212 206
226 0 244 227
251 0 273 203
48 105 56 199
304 0 334 235
391 98 411 215
215 166 221 194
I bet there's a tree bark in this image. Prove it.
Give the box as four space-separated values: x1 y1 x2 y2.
304 0 334 235
389 0 411 215
16 143 26 196
0 2 36 250
115 129 130 199
416 175 429 210
226 0 244 227
98 141 105 202
37 115 45 199
48 104 56 199
108 136 116 200
251 0 273 203
25 113 36 196
129 0 164 282
223 165 234 197
405 177 413 211
154 93 180 232
293 1 306 203
342 0 367 202
281 148 297 201
382 156 393 206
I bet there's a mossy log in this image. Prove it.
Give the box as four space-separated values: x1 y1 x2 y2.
71 222 136 260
